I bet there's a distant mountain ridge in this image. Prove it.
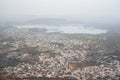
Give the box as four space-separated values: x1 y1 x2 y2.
25 18 70 25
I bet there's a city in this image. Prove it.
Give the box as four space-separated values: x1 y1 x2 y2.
0 26 120 80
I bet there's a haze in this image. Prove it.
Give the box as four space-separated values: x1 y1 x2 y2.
0 0 120 24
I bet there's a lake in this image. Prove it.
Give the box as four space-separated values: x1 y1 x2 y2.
16 25 107 34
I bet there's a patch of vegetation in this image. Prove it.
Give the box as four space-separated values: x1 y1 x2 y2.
0 37 15 43
0 57 20 68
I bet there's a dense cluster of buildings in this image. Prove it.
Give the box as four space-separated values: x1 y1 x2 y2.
0 27 120 80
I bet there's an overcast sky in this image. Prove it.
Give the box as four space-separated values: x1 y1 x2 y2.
0 0 120 21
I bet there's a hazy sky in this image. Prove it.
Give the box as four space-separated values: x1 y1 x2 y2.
0 0 120 21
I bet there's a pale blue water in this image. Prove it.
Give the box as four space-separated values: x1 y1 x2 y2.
16 25 107 34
